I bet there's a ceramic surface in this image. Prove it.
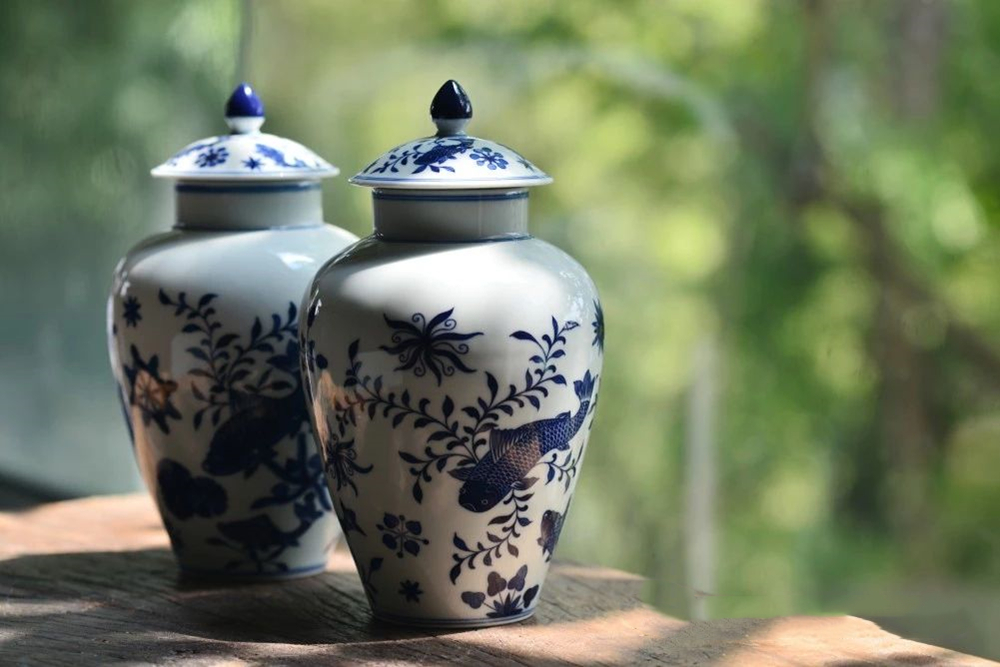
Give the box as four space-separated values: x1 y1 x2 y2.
350 81 550 190
152 83 339 181
303 81 603 625
107 83 357 578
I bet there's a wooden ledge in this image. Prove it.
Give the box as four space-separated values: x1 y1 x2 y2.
0 495 991 665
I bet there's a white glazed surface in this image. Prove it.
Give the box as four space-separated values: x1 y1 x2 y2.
350 135 552 189
151 132 339 181
303 235 603 624
108 223 357 577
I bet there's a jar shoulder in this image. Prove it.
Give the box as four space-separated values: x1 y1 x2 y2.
315 235 597 296
306 236 600 338
114 224 358 293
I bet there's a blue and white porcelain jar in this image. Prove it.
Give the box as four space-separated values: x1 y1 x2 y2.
107 83 357 579
302 81 604 626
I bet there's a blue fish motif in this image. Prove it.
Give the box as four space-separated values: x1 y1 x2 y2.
202 345 308 477
450 371 597 513
412 137 474 173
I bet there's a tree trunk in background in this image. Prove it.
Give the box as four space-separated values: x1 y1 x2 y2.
891 0 948 120
795 0 949 551
685 338 719 621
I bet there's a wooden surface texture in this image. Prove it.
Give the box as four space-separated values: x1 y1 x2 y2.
0 495 993 666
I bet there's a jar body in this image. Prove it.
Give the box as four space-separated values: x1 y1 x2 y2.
302 235 603 625
108 223 357 578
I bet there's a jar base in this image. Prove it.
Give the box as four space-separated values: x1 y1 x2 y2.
178 562 327 582
372 607 536 630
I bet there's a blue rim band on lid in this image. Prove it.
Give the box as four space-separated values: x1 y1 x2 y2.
176 182 321 194
373 190 528 202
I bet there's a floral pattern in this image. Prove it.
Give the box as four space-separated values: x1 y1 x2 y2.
470 146 508 170
122 295 142 327
148 290 333 575
399 580 423 603
195 146 229 167
376 513 429 558
309 312 597 584
165 138 225 166
592 300 604 352
460 565 539 619
157 133 332 177
122 345 181 434
380 308 483 385
321 430 373 496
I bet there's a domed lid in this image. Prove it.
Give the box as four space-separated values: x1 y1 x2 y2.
350 80 551 190
151 83 339 181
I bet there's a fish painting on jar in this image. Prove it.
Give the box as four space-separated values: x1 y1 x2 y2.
302 80 604 626
108 83 357 579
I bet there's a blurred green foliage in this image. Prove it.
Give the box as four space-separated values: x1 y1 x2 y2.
1 0 998 657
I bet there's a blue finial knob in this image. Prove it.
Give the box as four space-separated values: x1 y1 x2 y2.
431 80 472 136
225 82 265 134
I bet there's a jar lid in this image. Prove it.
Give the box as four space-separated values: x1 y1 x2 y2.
350 80 552 190
151 83 339 181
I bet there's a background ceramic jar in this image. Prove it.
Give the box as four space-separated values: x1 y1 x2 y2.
302 81 604 625
107 84 357 579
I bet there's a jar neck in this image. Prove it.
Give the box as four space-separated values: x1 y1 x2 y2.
372 189 529 242
173 181 324 231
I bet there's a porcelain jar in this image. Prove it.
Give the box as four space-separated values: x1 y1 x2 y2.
301 81 604 626
107 84 357 579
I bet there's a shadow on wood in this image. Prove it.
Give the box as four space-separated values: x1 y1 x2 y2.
1 496 990 665
0 546 691 664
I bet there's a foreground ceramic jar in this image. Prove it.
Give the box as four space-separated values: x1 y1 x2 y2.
107 83 357 579
302 81 604 626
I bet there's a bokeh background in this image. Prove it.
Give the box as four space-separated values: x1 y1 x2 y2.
1 0 998 658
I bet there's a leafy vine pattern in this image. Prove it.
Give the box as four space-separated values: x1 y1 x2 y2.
165 137 227 166
162 135 324 173
450 481 535 583
155 289 332 574
312 310 597 584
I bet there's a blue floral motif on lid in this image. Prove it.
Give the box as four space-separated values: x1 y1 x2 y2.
195 146 229 168
151 82 338 179
470 146 508 171
350 80 550 187
225 82 265 117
